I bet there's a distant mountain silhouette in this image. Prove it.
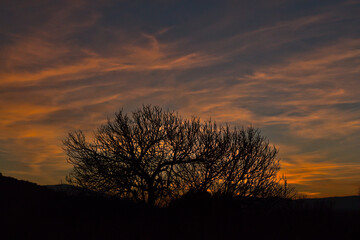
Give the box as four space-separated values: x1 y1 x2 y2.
299 196 360 211
45 183 77 192
44 183 104 196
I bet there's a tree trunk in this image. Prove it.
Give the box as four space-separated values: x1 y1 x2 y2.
148 188 155 206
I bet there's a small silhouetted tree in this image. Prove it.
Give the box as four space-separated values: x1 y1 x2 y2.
64 105 291 205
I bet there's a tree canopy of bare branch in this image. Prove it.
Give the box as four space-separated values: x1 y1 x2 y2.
64 105 293 206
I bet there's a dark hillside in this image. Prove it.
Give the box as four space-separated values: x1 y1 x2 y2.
0 174 149 239
1 174 359 240
1 174 66 217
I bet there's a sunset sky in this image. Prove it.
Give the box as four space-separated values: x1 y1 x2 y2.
1 0 359 197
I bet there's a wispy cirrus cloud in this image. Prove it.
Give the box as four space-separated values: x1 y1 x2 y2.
236 38 360 138
0 0 359 196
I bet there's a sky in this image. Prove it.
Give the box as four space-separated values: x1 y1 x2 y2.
0 0 359 197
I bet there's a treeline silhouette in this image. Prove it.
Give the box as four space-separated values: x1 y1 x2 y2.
1 174 359 240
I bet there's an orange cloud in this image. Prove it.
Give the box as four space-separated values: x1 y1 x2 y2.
1 0 359 199
279 154 360 197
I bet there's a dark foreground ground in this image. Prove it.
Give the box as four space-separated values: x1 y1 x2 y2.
1 174 359 240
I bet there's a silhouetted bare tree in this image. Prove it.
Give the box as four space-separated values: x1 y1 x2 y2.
64 105 291 205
